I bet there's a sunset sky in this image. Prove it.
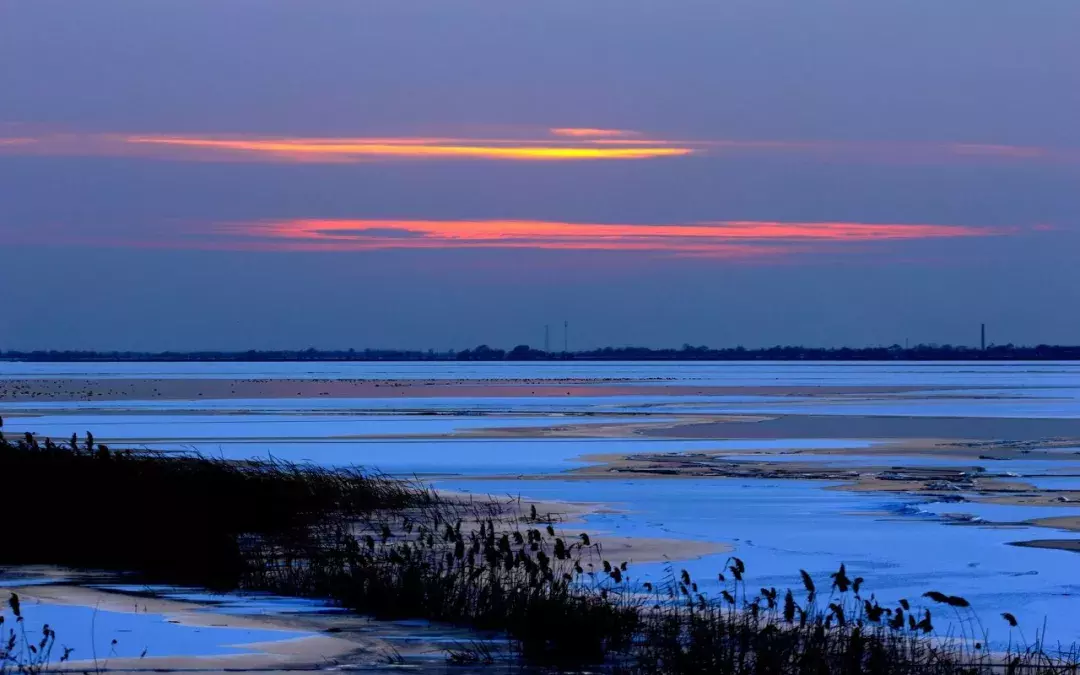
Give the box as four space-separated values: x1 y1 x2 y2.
2 0 1078 350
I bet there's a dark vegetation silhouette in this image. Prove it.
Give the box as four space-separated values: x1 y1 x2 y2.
0 418 420 589
4 343 1080 362
3 424 1079 673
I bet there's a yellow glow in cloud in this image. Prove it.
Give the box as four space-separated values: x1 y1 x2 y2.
2 129 1074 165
123 135 691 161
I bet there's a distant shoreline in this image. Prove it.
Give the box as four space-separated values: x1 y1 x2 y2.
3 344 1080 363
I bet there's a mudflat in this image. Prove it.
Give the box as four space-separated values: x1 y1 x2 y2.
0 377 941 402
645 414 1080 441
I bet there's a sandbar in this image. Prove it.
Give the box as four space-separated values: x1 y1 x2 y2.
1008 539 1080 554
645 414 1080 442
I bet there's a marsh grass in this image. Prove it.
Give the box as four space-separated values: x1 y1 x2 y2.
0 423 421 589
4 425 1080 673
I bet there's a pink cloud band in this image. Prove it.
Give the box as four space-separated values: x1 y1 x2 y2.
0 216 1022 262
213 218 1002 256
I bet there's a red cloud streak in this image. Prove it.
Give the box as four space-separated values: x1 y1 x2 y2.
0 217 1018 261
215 218 1003 256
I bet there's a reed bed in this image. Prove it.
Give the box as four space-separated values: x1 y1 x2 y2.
0 422 421 588
3 424 1079 674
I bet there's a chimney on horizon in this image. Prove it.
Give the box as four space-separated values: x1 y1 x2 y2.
981 323 986 351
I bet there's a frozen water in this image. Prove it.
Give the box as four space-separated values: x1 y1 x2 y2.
3 360 1079 388
0 412 642 441
5 361 1080 648
0 598 311 661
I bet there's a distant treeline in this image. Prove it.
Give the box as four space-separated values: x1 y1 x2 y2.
3 343 1080 362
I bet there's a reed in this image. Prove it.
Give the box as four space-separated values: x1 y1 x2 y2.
0 422 422 589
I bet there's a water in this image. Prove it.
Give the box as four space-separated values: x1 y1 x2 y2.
3 360 1080 387
915 499 1080 524
0 598 312 661
1023 476 1080 490
0 411 645 441
91 585 343 616
4 361 1080 650
140 438 875 476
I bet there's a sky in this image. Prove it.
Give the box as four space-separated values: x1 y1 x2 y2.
2 0 1079 351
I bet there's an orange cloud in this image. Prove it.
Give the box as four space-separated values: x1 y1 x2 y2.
0 129 692 162
121 135 691 162
1 128 1075 165
216 218 1000 255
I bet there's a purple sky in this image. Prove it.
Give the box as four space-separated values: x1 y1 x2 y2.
2 0 1078 350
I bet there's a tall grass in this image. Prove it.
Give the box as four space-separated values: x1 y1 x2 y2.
3 424 1078 673
0 422 422 588
243 499 1080 673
